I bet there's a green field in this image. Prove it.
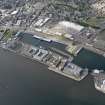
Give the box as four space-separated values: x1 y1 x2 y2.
3 29 13 40
86 17 105 28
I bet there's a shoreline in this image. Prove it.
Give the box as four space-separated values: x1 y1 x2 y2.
1 46 87 81
0 32 88 81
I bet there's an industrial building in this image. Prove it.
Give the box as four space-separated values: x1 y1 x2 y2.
46 21 84 39
63 61 88 80
92 69 105 93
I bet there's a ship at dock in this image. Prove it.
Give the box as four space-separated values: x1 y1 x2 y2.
91 69 105 93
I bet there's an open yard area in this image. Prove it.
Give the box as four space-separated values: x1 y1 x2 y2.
97 30 105 41
85 17 105 28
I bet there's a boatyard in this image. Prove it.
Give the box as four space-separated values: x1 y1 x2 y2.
1 28 105 93
0 31 88 81
1 29 105 93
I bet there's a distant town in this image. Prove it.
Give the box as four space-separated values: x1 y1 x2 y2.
0 0 105 94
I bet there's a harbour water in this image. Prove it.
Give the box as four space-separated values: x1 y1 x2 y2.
0 48 105 105
73 48 105 70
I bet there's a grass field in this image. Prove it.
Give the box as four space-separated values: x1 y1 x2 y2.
3 29 13 40
86 17 105 28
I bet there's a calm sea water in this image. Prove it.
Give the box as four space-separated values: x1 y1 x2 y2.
0 48 105 105
73 48 105 70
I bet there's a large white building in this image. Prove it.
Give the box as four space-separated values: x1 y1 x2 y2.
59 21 84 32
46 21 84 39
58 21 84 39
